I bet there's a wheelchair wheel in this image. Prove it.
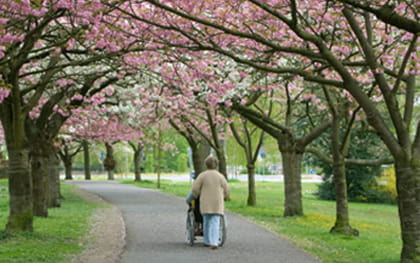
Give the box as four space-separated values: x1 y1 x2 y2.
186 209 195 246
217 215 227 247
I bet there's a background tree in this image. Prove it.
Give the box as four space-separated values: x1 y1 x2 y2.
228 114 265 206
170 119 211 176
230 79 332 216
57 136 82 180
82 140 91 180
321 86 360 236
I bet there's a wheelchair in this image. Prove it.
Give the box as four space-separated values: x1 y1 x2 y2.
185 199 226 247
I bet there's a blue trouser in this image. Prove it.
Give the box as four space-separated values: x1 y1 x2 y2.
203 214 221 246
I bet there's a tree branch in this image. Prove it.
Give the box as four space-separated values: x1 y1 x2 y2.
343 7 409 152
142 0 323 60
230 102 289 138
229 122 246 149
338 0 420 34
299 119 332 147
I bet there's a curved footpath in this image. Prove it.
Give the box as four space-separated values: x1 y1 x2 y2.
72 180 321 263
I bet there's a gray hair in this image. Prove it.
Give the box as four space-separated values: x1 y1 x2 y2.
205 156 218 169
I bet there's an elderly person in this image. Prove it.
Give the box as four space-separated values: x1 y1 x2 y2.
191 156 230 249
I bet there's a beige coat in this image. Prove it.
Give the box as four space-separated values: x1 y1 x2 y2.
192 169 230 215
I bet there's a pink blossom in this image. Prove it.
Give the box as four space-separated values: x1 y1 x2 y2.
224 100 232 107
34 42 44 49
0 88 10 103
72 94 84 101
238 72 247 78
303 94 316 100
0 33 24 44
95 39 107 49
104 86 115 96
373 96 382 102
29 111 40 119
67 39 75 50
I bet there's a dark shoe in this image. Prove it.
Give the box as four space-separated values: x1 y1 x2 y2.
204 244 211 247
210 245 218 250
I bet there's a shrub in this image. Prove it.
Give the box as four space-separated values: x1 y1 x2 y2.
177 153 188 172
317 176 335 200
376 167 397 203
317 166 397 204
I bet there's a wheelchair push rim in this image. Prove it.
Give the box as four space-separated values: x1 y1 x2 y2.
185 209 195 246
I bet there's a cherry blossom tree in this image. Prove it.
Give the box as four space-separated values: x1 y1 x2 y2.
0 2 84 229
118 80 170 182
211 62 270 207
128 50 233 178
112 1 419 261
0 0 140 230
231 81 331 216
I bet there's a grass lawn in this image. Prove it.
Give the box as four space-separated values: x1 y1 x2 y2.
124 179 401 263
0 179 102 263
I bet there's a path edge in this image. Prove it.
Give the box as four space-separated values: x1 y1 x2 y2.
67 182 127 263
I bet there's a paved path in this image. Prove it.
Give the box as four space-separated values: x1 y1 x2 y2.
73 181 321 263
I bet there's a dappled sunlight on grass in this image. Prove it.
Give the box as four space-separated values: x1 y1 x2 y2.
296 213 336 229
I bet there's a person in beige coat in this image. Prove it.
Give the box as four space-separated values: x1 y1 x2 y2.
191 156 230 249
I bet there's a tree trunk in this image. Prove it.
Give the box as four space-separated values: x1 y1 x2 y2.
231 103 330 217
30 140 62 216
396 158 420 263
328 100 359 236
330 155 359 235
48 152 61 208
6 148 33 232
64 159 73 180
217 149 228 179
134 149 142 182
82 140 91 180
104 143 115 180
281 151 303 217
30 142 50 218
107 170 114 180
1 83 34 231
247 163 257 206
190 139 211 177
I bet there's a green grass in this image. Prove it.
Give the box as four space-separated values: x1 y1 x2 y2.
124 179 400 263
0 179 102 263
